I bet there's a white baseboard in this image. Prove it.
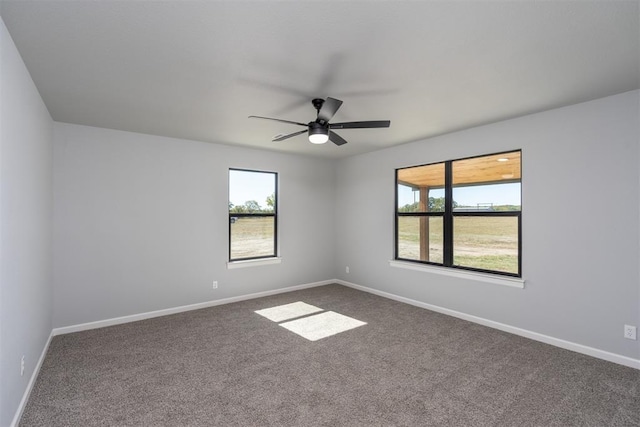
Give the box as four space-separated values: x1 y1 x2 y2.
336 279 640 370
52 280 333 336
11 331 53 427
52 278 640 370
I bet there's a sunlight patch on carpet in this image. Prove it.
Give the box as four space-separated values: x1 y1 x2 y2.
279 311 367 341
255 301 323 322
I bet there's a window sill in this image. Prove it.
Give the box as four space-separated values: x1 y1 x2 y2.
388 260 525 289
227 257 282 269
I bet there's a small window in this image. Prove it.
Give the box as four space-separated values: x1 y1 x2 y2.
395 150 521 277
229 169 277 261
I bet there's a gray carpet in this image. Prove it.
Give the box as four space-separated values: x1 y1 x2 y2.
20 284 640 426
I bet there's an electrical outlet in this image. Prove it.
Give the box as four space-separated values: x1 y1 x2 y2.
624 325 636 340
212 281 218 290
20 356 25 376
346 266 350 274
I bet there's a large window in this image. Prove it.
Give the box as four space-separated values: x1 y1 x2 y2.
396 150 521 277
229 169 277 261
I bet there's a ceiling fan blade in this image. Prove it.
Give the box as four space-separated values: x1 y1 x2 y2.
329 131 348 146
248 116 307 127
272 129 307 142
317 97 343 122
330 120 391 129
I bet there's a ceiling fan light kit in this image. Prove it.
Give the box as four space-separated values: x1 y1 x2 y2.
249 97 390 147
308 123 329 144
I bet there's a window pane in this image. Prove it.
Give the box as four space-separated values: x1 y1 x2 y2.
453 216 519 274
452 151 521 211
397 216 443 263
397 163 445 212
230 216 275 259
229 170 276 213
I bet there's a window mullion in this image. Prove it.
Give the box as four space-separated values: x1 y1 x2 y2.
443 161 453 266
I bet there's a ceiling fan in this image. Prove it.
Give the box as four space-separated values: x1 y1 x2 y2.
249 97 390 146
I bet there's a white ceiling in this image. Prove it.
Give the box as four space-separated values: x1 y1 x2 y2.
1 1 638 159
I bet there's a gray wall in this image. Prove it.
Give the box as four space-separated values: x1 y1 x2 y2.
52 123 336 328
334 90 640 359
51 91 640 360
0 18 53 426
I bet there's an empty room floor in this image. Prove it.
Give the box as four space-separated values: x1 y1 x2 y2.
20 284 640 426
